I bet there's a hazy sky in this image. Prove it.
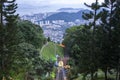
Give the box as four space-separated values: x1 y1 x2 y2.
16 0 104 15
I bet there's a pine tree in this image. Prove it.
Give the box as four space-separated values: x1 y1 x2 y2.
0 0 18 26
0 0 5 28
99 0 119 80
0 0 18 79
111 1 120 80
82 0 102 80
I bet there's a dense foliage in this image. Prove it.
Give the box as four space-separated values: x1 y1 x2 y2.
0 0 19 79
63 0 120 80
0 0 47 79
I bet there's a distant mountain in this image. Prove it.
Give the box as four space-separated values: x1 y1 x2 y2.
45 9 90 22
58 8 83 11
57 8 83 12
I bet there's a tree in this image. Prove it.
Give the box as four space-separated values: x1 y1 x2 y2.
82 0 102 79
113 1 120 80
0 0 19 79
99 0 120 80
63 0 120 80
47 37 51 42
17 20 44 49
0 0 5 28
14 20 46 79
0 0 18 27
0 0 46 79
63 26 93 79
103 0 120 80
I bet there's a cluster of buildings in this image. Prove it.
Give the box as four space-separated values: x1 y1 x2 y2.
21 13 90 43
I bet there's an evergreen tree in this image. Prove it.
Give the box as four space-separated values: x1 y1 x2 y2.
63 0 120 80
0 0 5 28
107 0 120 80
99 0 120 79
0 0 19 79
82 0 102 79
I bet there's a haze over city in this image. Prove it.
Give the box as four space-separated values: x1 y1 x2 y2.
16 0 104 15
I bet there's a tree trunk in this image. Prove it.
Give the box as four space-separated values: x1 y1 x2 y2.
91 72 94 80
104 69 108 80
118 71 120 80
116 68 118 80
94 72 98 80
118 59 120 80
116 58 120 80
116 67 120 80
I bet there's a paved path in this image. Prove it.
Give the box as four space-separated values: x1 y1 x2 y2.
40 42 48 56
56 68 65 80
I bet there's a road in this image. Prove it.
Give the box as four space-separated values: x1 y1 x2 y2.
56 68 65 80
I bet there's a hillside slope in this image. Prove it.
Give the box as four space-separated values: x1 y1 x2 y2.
45 9 90 22
40 42 64 60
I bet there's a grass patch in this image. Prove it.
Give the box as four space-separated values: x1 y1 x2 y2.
40 42 64 60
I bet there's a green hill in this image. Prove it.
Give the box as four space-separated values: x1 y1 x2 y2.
40 42 64 60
